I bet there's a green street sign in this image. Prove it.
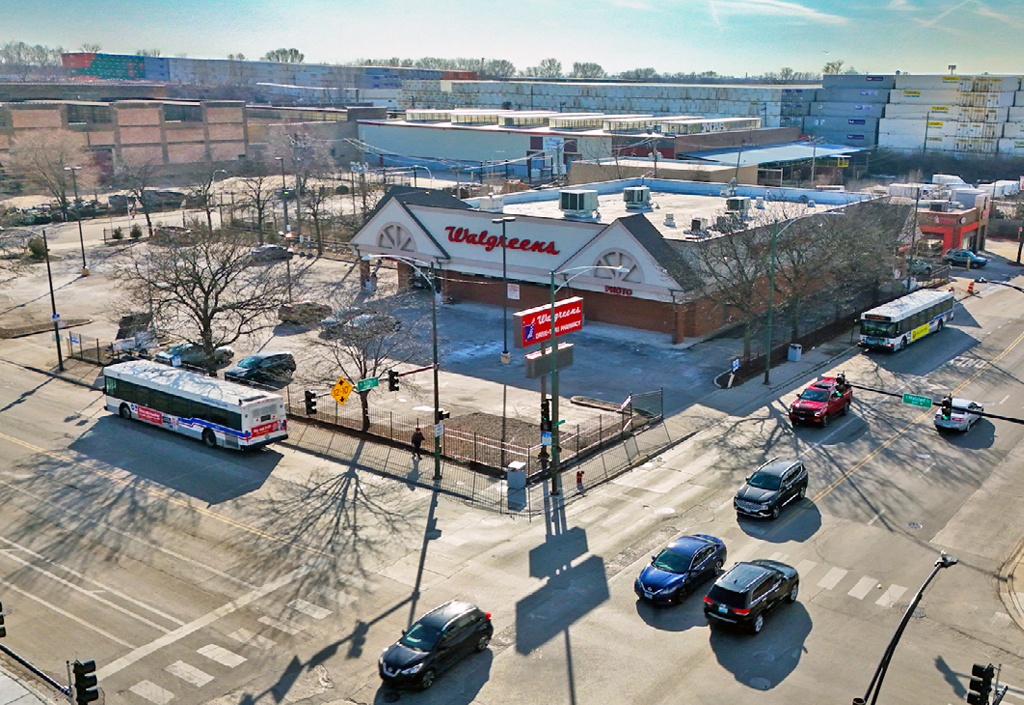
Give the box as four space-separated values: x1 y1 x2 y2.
902 393 933 409
356 377 379 392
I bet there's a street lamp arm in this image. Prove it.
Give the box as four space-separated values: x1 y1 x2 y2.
553 265 629 295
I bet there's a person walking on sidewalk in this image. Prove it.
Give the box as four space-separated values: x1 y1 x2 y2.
576 469 585 492
411 427 425 460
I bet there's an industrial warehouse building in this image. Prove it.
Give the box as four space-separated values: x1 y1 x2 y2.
349 182 873 343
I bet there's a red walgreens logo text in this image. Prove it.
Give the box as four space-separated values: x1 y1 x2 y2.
445 226 560 255
514 297 584 347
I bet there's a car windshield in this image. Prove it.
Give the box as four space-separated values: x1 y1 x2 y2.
399 623 441 652
747 471 781 490
651 549 693 574
166 343 189 354
860 319 897 337
237 356 261 369
799 388 828 402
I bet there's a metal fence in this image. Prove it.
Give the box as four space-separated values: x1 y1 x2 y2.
65 332 120 365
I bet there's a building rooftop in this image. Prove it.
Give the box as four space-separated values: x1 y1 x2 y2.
679 142 864 167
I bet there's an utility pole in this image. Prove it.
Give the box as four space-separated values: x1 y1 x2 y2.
64 166 88 276
43 230 64 372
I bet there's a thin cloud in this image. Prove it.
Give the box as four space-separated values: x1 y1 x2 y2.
915 0 973 27
973 2 1024 29
709 0 848 25
887 0 918 10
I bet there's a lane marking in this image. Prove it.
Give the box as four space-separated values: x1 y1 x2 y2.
768 552 789 562
728 543 761 566
817 567 848 590
0 575 134 647
129 681 174 705
1000 395 1010 405
0 535 185 626
97 563 311 679
197 644 246 668
848 577 877 600
0 431 333 559
811 325 1024 504
875 585 908 608
795 560 818 577
991 612 1012 629
165 661 214 687
288 599 332 620
228 628 276 650
0 550 171 633
258 615 306 636
868 511 885 526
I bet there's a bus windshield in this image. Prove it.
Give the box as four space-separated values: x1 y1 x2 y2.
860 319 897 337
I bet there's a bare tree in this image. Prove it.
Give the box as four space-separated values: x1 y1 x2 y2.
269 129 334 242
6 130 96 220
310 300 423 431
522 58 562 78
770 209 844 339
236 154 276 244
261 48 304 63
187 167 227 232
569 62 606 79
79 43 102 53
135 48 162 57
113 155 162 237
302 184 333 256
114 231 301 373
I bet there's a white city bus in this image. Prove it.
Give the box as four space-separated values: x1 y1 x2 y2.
859 288 956 351
104 360 288 450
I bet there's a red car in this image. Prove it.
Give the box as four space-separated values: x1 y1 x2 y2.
789 375 852 427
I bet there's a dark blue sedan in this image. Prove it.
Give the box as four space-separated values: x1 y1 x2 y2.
634 534 727 606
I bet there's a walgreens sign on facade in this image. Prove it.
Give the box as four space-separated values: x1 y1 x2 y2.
444 226 561 255
513 297 584 348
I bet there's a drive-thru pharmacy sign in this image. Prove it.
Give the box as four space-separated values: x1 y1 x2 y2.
513 297 584 348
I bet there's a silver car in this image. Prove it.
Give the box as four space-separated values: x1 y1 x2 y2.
934 398 984 432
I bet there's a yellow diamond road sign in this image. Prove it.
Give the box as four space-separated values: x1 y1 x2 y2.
330 377 354 405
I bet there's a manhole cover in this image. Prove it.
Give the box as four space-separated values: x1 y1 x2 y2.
655 507 675 515
907 522 923 530
902 604 926 619
383 692 401 703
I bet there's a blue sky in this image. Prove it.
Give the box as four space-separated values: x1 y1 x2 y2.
4 0 1023 76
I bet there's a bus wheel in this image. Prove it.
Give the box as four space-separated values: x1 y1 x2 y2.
202 429 217 449
119 404 132 420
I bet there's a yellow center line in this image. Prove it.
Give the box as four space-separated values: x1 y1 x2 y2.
0 430 332 559
811 324 1024 503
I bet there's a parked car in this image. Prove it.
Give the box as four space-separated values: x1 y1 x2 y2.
224 351 296 384
908 258 937 277
634 534 727 606
154 342 234 367
321 311 401 339
934 397 984 432
278 301 331 325
734 458 808 520
247 244 293 263
943 249 988 268
379 600 493 689
788 374 852 427
703 559 800 634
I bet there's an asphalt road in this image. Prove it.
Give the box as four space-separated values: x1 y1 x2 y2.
1 271 1024 705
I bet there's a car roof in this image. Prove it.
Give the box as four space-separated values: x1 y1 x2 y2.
664 535 712 557
755 458 798 476
716 562 773 591
418 600 479 629
950 398 979 407
242 350 292 359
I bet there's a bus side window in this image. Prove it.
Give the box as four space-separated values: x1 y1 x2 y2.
105 377 117 395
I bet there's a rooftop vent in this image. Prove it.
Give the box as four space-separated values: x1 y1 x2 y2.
725 196 750 214
624 186 651 210
559 189 599 220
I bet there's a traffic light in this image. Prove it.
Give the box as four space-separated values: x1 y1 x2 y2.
968 663 994 705
304 390 317 416
72 660 99 704
940 395 953 420
540 399 552 433
0 600 6 639
387 369 399 391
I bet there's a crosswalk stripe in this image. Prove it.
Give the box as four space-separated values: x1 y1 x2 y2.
795 560 817 577
313 586 358 606
197 644 246 668
575 506 610 524
848 577 878 600
817 567 848 590
129 681 174 704
289 599 332 620
258 615 305 635
227 628 276 650
727 542 761 566
768 552 789 562
991 612 1013 629
437 534 466 546
875 585 908 608
165 661 213 687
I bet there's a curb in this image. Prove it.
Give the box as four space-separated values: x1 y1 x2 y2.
998 535 1024 632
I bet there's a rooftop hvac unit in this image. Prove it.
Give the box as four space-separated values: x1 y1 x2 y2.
559 189 599 219
928 200 950 212
755 196 766 209
689 217 706 232
725 196 750 214
477 195 504 213
623 186 651 210
664 212 676 227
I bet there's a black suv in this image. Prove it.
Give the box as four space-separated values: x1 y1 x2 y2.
223 352 296 384
703 559 799 634
379 600 493 689
734 458 808 520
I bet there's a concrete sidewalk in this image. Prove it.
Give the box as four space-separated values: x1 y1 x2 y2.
0 671 57 705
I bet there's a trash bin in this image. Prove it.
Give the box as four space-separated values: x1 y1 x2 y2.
506 461 527 489
788 343 802 362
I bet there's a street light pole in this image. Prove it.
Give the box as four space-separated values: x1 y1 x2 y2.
493 216 515 365
856 553 958 705
43 230 64 372
763 210 844 385
64 166 88 276
275 156 290 235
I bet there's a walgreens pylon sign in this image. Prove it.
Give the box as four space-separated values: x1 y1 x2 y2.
512 297 584 348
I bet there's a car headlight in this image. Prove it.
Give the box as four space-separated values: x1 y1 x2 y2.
400 662 424 675
655 585 677 595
